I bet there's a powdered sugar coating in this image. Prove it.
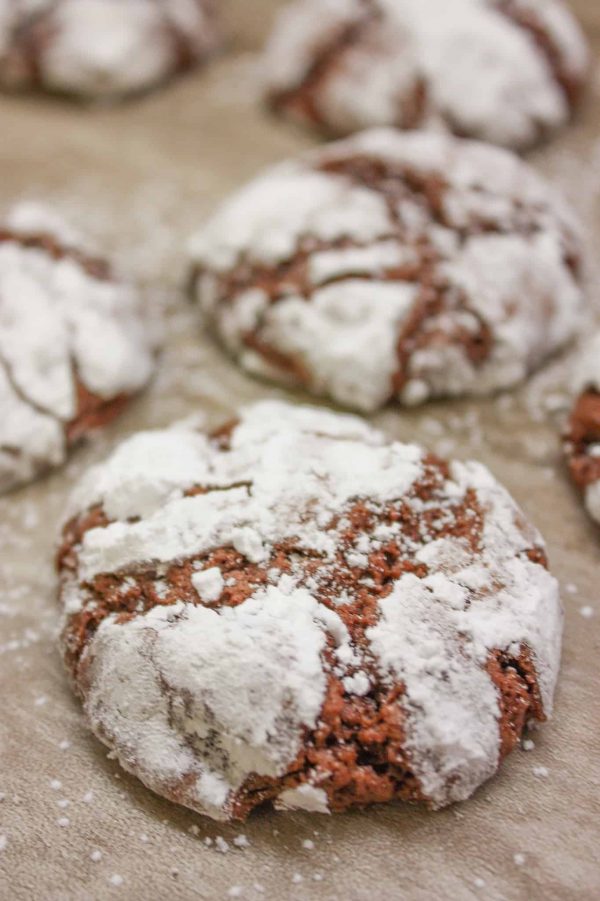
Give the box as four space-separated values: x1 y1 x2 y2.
0 0 218 99
190 129 584 412
0 203 155 492
59 400 563 820
263 0 588 149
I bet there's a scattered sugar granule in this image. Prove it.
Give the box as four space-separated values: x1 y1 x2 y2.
292 873 303 884
109 874 124 887
82 791 94 803
57 799 70 809
215 836 229 853
57 817 70 827
580 606 594 619
189 824 200 836
34 696 47 707
514 853 526 866
90 850 102 863
50 779 62 791
203 837 213 848
58 740 71 750
313 873 323 882
522 739 535 752
140 833 149 843
533 766 549 778
565 583 578 595
302 839 315 850
474 877 486 888
233 834 250 849
227 888 243 899
0 835 7 852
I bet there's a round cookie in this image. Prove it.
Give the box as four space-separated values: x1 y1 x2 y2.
189 129 584 412
58 400 562 821
565 331 600 525
263 0 588 150
0 203 155 493
0 0 218 99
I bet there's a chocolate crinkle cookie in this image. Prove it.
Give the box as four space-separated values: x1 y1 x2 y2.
0 0 219 99
565 331 600 525
189 129 584 412
57 400 562 822
0 203 156 493
263 0 588 150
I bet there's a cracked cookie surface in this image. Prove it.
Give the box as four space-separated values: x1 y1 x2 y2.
58 400 563 822
0 0 219 99
565 331 600 525
0 203 155 493
189 128 584 412
263 0 588 150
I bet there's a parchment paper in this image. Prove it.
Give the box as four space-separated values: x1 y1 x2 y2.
0 2 599 898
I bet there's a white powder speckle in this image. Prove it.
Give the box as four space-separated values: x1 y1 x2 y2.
57 817 70 828
580 606 594 619
533 766 550 778
90 850 102 863
109 874 124 887
514 853 526 866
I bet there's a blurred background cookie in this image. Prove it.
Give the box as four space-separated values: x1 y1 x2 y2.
189 128 585 412
263 0 588 149
0 203 156 493
0 0 220 100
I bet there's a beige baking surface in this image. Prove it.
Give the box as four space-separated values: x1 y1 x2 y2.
1 2 599 899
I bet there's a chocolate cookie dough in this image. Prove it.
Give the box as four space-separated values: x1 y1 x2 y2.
565 331 600 525
263 0 588 150
0 203 156 493
189 129 584 412
57 400 563 822
0 0 219 99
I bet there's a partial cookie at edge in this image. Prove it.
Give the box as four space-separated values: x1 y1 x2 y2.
0 202 156 493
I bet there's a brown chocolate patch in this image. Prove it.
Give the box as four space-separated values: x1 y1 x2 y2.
566 390 600 490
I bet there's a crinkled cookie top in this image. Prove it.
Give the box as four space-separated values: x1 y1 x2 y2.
58 400 562 821
190 128 583 412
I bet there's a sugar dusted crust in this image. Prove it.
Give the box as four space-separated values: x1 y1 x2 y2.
190 128 584 412
58 401 563 821
263 0 588 149
0 0 219 99
565 331 600 525
0 203 155 493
